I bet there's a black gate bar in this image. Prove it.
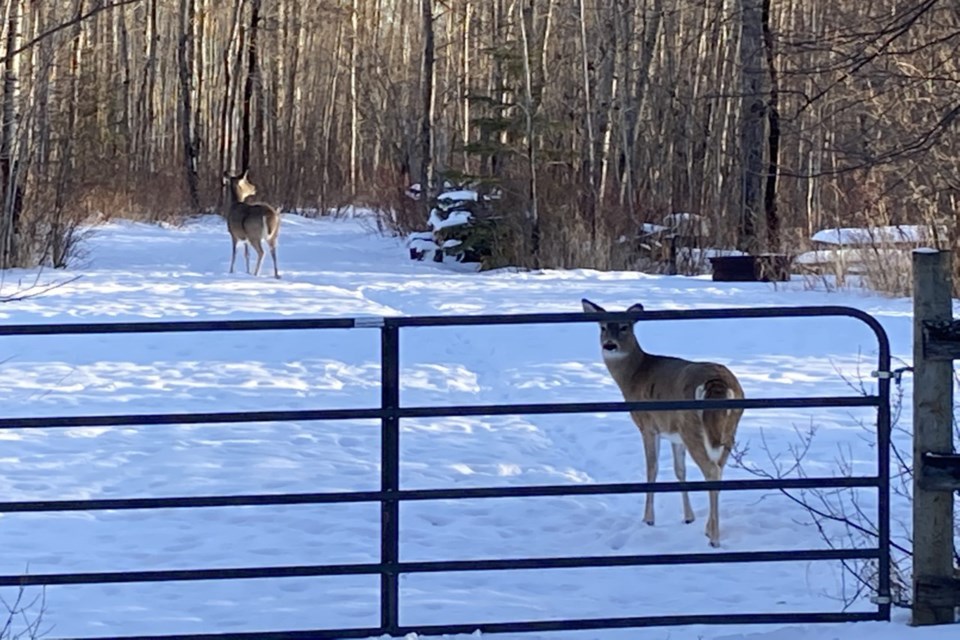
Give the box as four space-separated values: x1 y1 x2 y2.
0 475 882 514
0 395 878 431
0 548 878 588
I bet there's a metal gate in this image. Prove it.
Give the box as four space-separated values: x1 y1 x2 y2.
0 305 892 639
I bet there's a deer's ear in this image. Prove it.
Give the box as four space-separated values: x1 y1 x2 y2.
625 303 645 324
242 169 249 180
581 298 605 314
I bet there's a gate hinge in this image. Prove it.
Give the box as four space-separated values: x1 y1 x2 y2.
870 594 892 605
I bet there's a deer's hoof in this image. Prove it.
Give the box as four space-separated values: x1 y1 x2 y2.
643 519 655 526
684 517 695 525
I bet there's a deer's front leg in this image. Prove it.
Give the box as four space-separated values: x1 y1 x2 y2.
641 428 660 526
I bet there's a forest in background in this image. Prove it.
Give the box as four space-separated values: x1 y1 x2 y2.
0 0 957 283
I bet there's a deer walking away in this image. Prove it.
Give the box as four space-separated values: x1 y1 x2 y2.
582 299 744 547
223 170 281 279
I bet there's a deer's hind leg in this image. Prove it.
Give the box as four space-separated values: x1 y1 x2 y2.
705 469 721 547
249 236 266 276
229 236 240 274
671 441 696 524
687 442 723 547
267 235 279 279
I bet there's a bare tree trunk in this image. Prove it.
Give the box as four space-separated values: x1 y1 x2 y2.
219 0 244 177
738 0 765 252
419 0 435 211
178 0 200 209
489 0 505 177
0 0 24 267
240 0 261 172
31 1 53 168
282 0 302 203
321 21 343 205
136 0 158 171
193 0 206 185
350 0 360 195
461 1 473 174
577 0 597 237
50 0 85 268
622 0 663 211
761 0 780 249
595 4 617 215
519 0 540 262
116 4 132 159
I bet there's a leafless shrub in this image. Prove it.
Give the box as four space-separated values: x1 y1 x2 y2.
0 270 80 304
78 170 192 225
731 359 959 610
366 167 426 238
0 585 48 640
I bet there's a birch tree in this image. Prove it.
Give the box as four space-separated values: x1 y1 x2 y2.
178 0 200 209
419 0 435 212
738 0 765 251
0 0 24 267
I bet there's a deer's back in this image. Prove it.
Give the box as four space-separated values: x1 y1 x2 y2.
609 352 743 436
227 202 280 240
628 353 742 400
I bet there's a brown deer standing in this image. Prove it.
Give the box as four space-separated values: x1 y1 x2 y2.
223 170 281 279
582 299 744 547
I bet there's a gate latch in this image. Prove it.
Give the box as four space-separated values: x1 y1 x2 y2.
871 366 913 385
353 316 385 328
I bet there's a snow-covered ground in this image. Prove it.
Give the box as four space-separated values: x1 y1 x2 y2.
0 213 955 640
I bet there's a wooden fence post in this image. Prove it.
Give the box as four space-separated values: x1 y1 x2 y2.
912 249 959 625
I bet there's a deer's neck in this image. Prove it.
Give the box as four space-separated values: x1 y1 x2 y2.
225 188 242 209
603 347 649 395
